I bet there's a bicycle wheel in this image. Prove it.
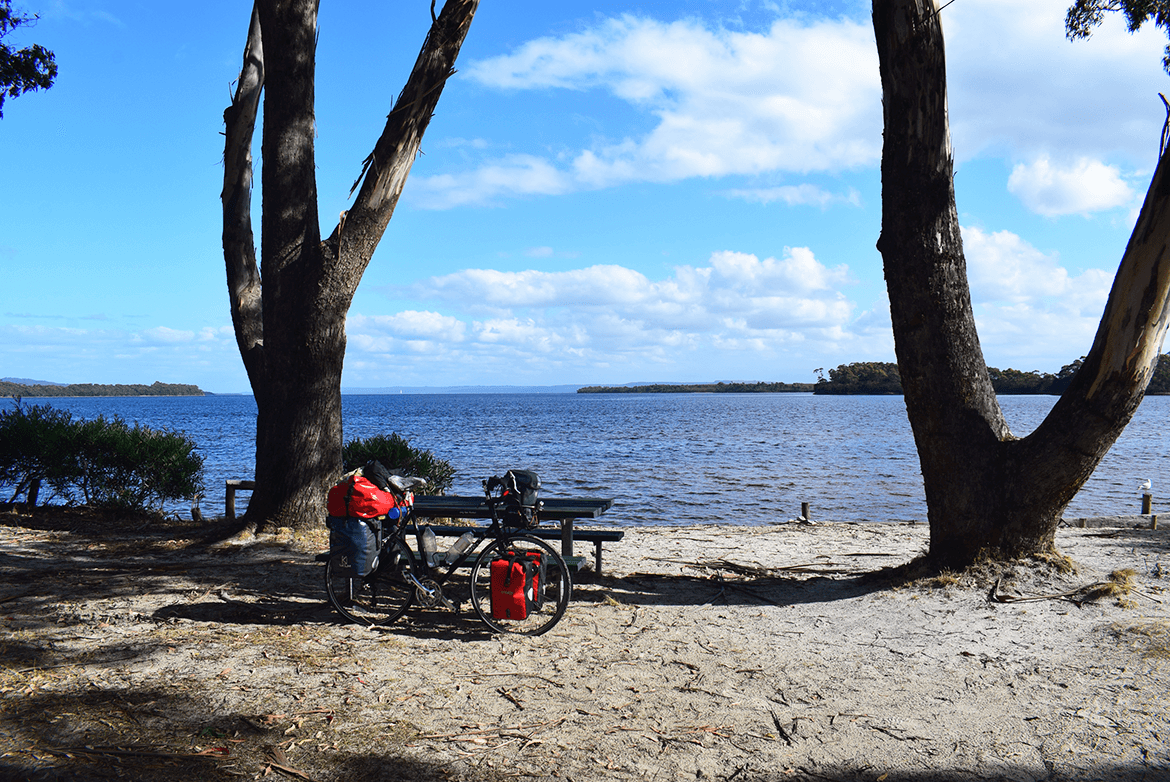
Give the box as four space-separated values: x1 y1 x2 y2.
469 535 570 636
325 538 414 626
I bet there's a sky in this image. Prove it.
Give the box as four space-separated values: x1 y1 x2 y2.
2 0 1169 393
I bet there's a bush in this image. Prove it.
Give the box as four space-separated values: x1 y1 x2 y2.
342 433 455 495
0 400 204 512
71 415 204 511
0 400 78 505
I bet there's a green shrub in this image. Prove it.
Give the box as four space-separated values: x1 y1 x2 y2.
342 433 455 495
71 415 204 511
0 400 78 505
0 400 204 512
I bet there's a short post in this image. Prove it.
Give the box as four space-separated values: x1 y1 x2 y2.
1142 492 1153 515
225 479 256 520
801 501 810 521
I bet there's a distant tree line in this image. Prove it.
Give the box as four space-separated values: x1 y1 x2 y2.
0 381 205 398
814 356 1170 395
577 381 816 394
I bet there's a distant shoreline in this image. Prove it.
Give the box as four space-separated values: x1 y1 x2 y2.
0 381 205 398
578 381 816 394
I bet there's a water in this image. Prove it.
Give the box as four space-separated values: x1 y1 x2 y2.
13 393 1170 525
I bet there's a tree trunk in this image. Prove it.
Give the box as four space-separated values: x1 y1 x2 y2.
873 0 1170 567
222 0 479 532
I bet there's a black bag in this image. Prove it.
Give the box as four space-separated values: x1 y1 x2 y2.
327 515 382 577
505 469 540 507
488 469 541 528
362 459 396 493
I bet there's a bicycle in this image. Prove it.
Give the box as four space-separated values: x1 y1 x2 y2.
322 473 571 636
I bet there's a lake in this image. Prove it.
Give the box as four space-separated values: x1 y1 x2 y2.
15 393 1170 526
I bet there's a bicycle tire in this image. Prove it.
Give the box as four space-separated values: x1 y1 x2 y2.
469 535 570 636
325 538 414 626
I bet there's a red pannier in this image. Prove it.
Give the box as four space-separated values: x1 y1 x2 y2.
327 474 398 519
490 550 544 621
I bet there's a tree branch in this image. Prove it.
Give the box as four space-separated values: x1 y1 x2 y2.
221 2 265 388
327 0 479 278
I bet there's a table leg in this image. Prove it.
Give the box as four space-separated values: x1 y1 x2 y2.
561 517 574 558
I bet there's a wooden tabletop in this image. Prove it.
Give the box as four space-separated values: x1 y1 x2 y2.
412 495 615 520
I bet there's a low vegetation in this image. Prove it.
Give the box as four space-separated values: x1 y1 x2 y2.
341 432 455 495
814 355 1170 395
0 400 204 511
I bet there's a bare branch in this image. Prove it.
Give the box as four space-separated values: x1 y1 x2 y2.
221 3 266 385
328 0 478 272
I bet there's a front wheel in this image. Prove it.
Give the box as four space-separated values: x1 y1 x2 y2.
325 539 414 626
469 535 570 636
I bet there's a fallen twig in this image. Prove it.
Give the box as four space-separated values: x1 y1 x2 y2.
47 744 229 760
460 671 565 687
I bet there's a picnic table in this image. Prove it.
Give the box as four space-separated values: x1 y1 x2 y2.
411 495 622 574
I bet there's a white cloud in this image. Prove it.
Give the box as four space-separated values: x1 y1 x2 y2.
962 226 1113 364
1007 156 1135 216
411 14 881 206
137 326 195 344
721 184 862 208
407 1 1167 210
946 0 1168 163
408 154 572 208
352 248 859 377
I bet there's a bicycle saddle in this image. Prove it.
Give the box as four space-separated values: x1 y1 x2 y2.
388 475 428 493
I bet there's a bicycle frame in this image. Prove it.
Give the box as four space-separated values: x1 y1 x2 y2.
323 474 570 634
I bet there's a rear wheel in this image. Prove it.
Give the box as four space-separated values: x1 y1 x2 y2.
469 535 570 636
325 539 414 626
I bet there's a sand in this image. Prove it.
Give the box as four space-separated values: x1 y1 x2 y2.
1 511 1168 781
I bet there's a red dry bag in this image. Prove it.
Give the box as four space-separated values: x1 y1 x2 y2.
490 550 544 620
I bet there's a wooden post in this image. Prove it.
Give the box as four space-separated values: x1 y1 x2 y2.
225 479 256 520
801 501 810 521
1142 492 1153 515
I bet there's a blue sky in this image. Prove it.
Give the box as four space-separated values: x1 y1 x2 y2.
2 0 1167 393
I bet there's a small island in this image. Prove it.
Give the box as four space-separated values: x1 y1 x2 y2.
0 380 206 398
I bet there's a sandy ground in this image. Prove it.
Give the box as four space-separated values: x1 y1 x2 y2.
1 510 1169 781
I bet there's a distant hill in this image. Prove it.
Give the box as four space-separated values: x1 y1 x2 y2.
0 380 205 398
2 377 66 386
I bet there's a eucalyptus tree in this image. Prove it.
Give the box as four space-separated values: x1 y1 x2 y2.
222 1 478 531
873 0 1170 567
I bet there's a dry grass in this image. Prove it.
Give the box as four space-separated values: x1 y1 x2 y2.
1109 618 1170 659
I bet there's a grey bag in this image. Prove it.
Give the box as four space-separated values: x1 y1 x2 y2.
327 515 381 576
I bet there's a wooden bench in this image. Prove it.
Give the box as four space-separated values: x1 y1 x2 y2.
412 495 622 575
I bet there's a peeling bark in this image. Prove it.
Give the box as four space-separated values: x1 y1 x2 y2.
873 0 1170 566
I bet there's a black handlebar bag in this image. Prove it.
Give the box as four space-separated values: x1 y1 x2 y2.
487 469 541 528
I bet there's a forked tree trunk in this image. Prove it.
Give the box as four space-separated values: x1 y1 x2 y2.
221 0 479 531
873 0 1170 567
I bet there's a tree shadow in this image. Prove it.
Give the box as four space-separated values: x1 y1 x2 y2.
583 565 909 609
0 681 1159 782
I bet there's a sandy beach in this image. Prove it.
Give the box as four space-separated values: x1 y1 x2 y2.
1 511 1168 781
